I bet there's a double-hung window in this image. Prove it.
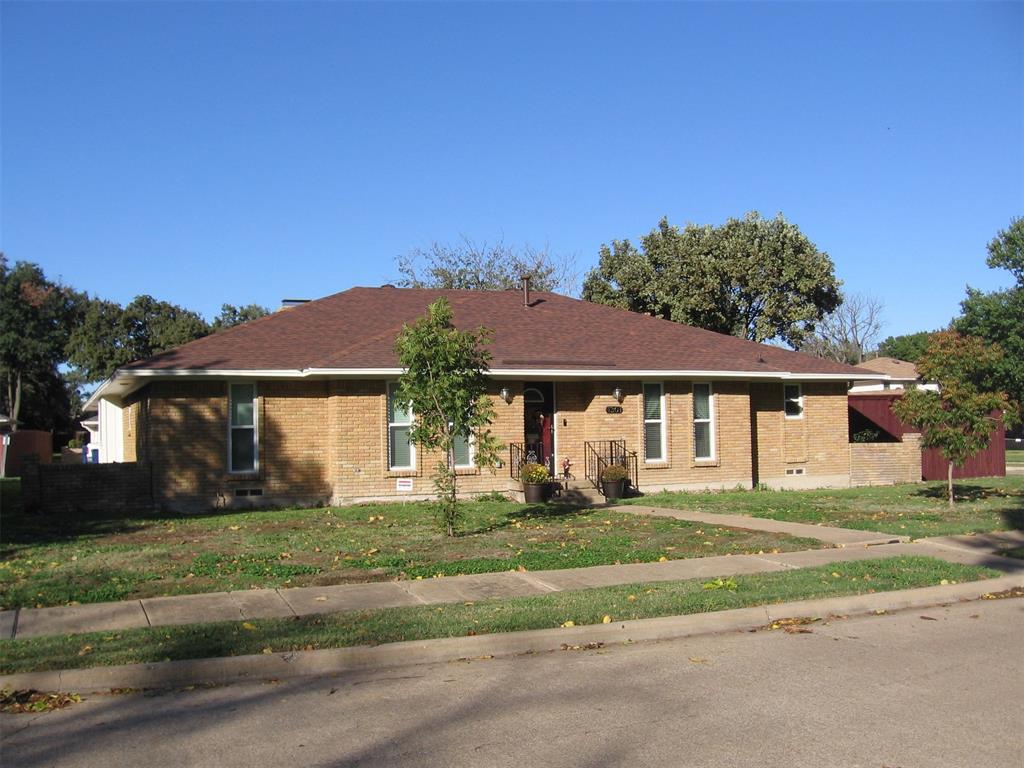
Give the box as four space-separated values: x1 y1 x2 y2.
643 382 665 462
693 382 714 461
387 383 415 470
229 383 258 473
784 384 804 418
452 430 474 469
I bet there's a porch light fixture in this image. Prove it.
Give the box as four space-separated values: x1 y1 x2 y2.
613 387 624 404
500 386 512 404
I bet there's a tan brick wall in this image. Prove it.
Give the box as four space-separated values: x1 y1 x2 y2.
753 381 851 488
328 380 525 503
120 376 855 509
851 434 922 486
553 380 753 492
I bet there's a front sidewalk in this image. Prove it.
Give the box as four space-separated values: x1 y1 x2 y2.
3 509 1021 641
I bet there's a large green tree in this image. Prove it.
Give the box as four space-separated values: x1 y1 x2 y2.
393 299 503 536
68 295 210 382
582 212 841 346
953 217 1024 407
0 255 82 430
876 331 936 363
892 332 1019 506
396 237 578 295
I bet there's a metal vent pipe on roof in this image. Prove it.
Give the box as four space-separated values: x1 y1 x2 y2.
521 275 531 307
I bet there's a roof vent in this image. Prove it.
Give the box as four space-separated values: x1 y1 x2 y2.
280 298 310 308
521 275 531 307
381 283 396 289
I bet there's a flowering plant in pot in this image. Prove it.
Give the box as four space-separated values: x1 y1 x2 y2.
600 463 629 500
521 462 551 503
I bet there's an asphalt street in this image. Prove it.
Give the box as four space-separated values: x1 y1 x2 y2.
2 597 1022 768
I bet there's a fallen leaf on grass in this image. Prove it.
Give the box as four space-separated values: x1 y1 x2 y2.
602 615 612 624
561 620 575 628
241 622 257 631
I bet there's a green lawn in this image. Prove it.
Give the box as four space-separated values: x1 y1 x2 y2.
1007 449 1024 465
628 475 1024 540
0 556 997 675
0 496 817 610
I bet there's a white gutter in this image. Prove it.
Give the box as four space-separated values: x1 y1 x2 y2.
86 366 890 407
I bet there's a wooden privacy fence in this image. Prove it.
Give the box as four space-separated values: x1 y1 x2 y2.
21 462 154 515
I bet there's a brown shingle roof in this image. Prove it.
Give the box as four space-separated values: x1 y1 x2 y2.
855 357 920 381
122 288 870 377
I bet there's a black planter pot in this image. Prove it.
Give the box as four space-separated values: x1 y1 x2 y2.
601 478 626 500
523 482 548 503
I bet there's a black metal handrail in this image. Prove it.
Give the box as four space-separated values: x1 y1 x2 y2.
584 439 639 495
509 441 548 480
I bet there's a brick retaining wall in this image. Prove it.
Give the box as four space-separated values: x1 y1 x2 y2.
850 435 922 487
21 462 154 515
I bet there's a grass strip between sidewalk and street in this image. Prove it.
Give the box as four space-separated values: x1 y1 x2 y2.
0 556 999 675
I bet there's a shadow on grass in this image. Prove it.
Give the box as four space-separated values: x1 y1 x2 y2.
457 502 592 537
914 483 1020 503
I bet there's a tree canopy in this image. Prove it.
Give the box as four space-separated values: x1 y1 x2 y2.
0 255 82 431
67 295 210 383
393 298 503 536
212 303 271 331
950 217 1024 408
799 293 884 365
395 237 578 295
876 331 936 363
581 212 841 346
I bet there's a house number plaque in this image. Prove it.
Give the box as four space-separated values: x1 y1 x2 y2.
605 406 623 414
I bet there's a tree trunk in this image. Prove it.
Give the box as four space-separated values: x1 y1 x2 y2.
947 461 954 507
10 370 21 432
446 444 457 537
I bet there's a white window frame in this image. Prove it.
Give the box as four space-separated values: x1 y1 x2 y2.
784 383 804 420
228 382 259 474
642 381 667 464
693 382 715 461
387 382 416 471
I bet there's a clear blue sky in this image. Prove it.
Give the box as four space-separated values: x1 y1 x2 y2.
3 1 1022 341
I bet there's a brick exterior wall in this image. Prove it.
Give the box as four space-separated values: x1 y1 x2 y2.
851 434 923 486
112 377 857 511
751 381 852 489
22 462 154 515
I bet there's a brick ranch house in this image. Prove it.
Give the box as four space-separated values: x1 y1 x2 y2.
82 287 893 511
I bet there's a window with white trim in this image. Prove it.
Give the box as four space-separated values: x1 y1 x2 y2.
693 382 714 460
229 383 258 473
452 430 474 469
643 382 665 462
784 384 804 419
387 383 415 470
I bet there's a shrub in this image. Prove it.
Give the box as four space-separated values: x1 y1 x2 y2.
852 428 881 443
600 463 629 482
521 462 551 484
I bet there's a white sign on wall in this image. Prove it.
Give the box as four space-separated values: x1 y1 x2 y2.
396 478 414 492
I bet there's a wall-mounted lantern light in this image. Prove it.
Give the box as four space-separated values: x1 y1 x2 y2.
500 386 512 404
613 387 624 404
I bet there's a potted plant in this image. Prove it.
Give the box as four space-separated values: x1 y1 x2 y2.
521 462 551 503
600 463 629 500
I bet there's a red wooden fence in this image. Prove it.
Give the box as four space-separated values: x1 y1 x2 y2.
848 393 1006 481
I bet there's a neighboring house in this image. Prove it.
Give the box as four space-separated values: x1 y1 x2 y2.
849 357 938 393
80 397 127 464
84 287 887 510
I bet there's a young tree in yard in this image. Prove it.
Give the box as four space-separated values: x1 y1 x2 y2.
582 212 841 346
892 332 1020 506
394 298 504 536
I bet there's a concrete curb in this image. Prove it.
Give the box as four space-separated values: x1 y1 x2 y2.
3 574 1020 695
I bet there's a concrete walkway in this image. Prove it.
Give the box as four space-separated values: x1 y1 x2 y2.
607 503 908 546
3 518 1021 642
